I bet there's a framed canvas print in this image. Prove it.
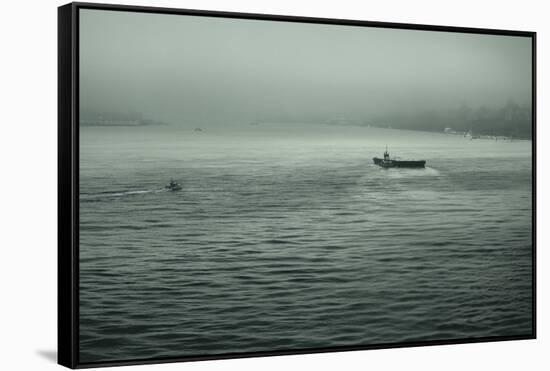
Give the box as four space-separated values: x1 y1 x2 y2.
58 2 536 368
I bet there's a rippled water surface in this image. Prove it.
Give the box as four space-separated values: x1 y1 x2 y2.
79 124 533 363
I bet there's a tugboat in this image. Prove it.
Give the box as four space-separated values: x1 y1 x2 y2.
165 179 182 191
373 147 426 168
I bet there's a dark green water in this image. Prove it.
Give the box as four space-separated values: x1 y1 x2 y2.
79 124 532 363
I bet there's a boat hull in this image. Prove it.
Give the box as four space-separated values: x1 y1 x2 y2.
373 157 426 168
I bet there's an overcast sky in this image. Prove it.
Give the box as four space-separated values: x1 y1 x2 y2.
79 9 532 125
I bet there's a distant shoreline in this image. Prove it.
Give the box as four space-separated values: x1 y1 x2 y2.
79 121 532 141
80 121 166 127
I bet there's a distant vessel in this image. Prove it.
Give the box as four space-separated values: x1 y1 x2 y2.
373 148 426 168
165 179 182 191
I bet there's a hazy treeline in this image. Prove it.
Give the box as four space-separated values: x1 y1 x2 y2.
80 111 166 126
373 101 532 139
81 111 144 121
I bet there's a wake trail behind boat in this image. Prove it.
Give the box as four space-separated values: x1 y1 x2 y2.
81 188 168 200
381 166 441 179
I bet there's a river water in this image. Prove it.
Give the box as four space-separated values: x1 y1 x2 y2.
79 124 533 363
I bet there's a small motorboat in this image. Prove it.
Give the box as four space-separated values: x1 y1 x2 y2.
165 179 182 191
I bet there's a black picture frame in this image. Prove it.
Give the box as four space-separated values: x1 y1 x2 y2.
58 2 537 368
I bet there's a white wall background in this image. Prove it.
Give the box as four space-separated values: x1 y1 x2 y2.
0 0 546 369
